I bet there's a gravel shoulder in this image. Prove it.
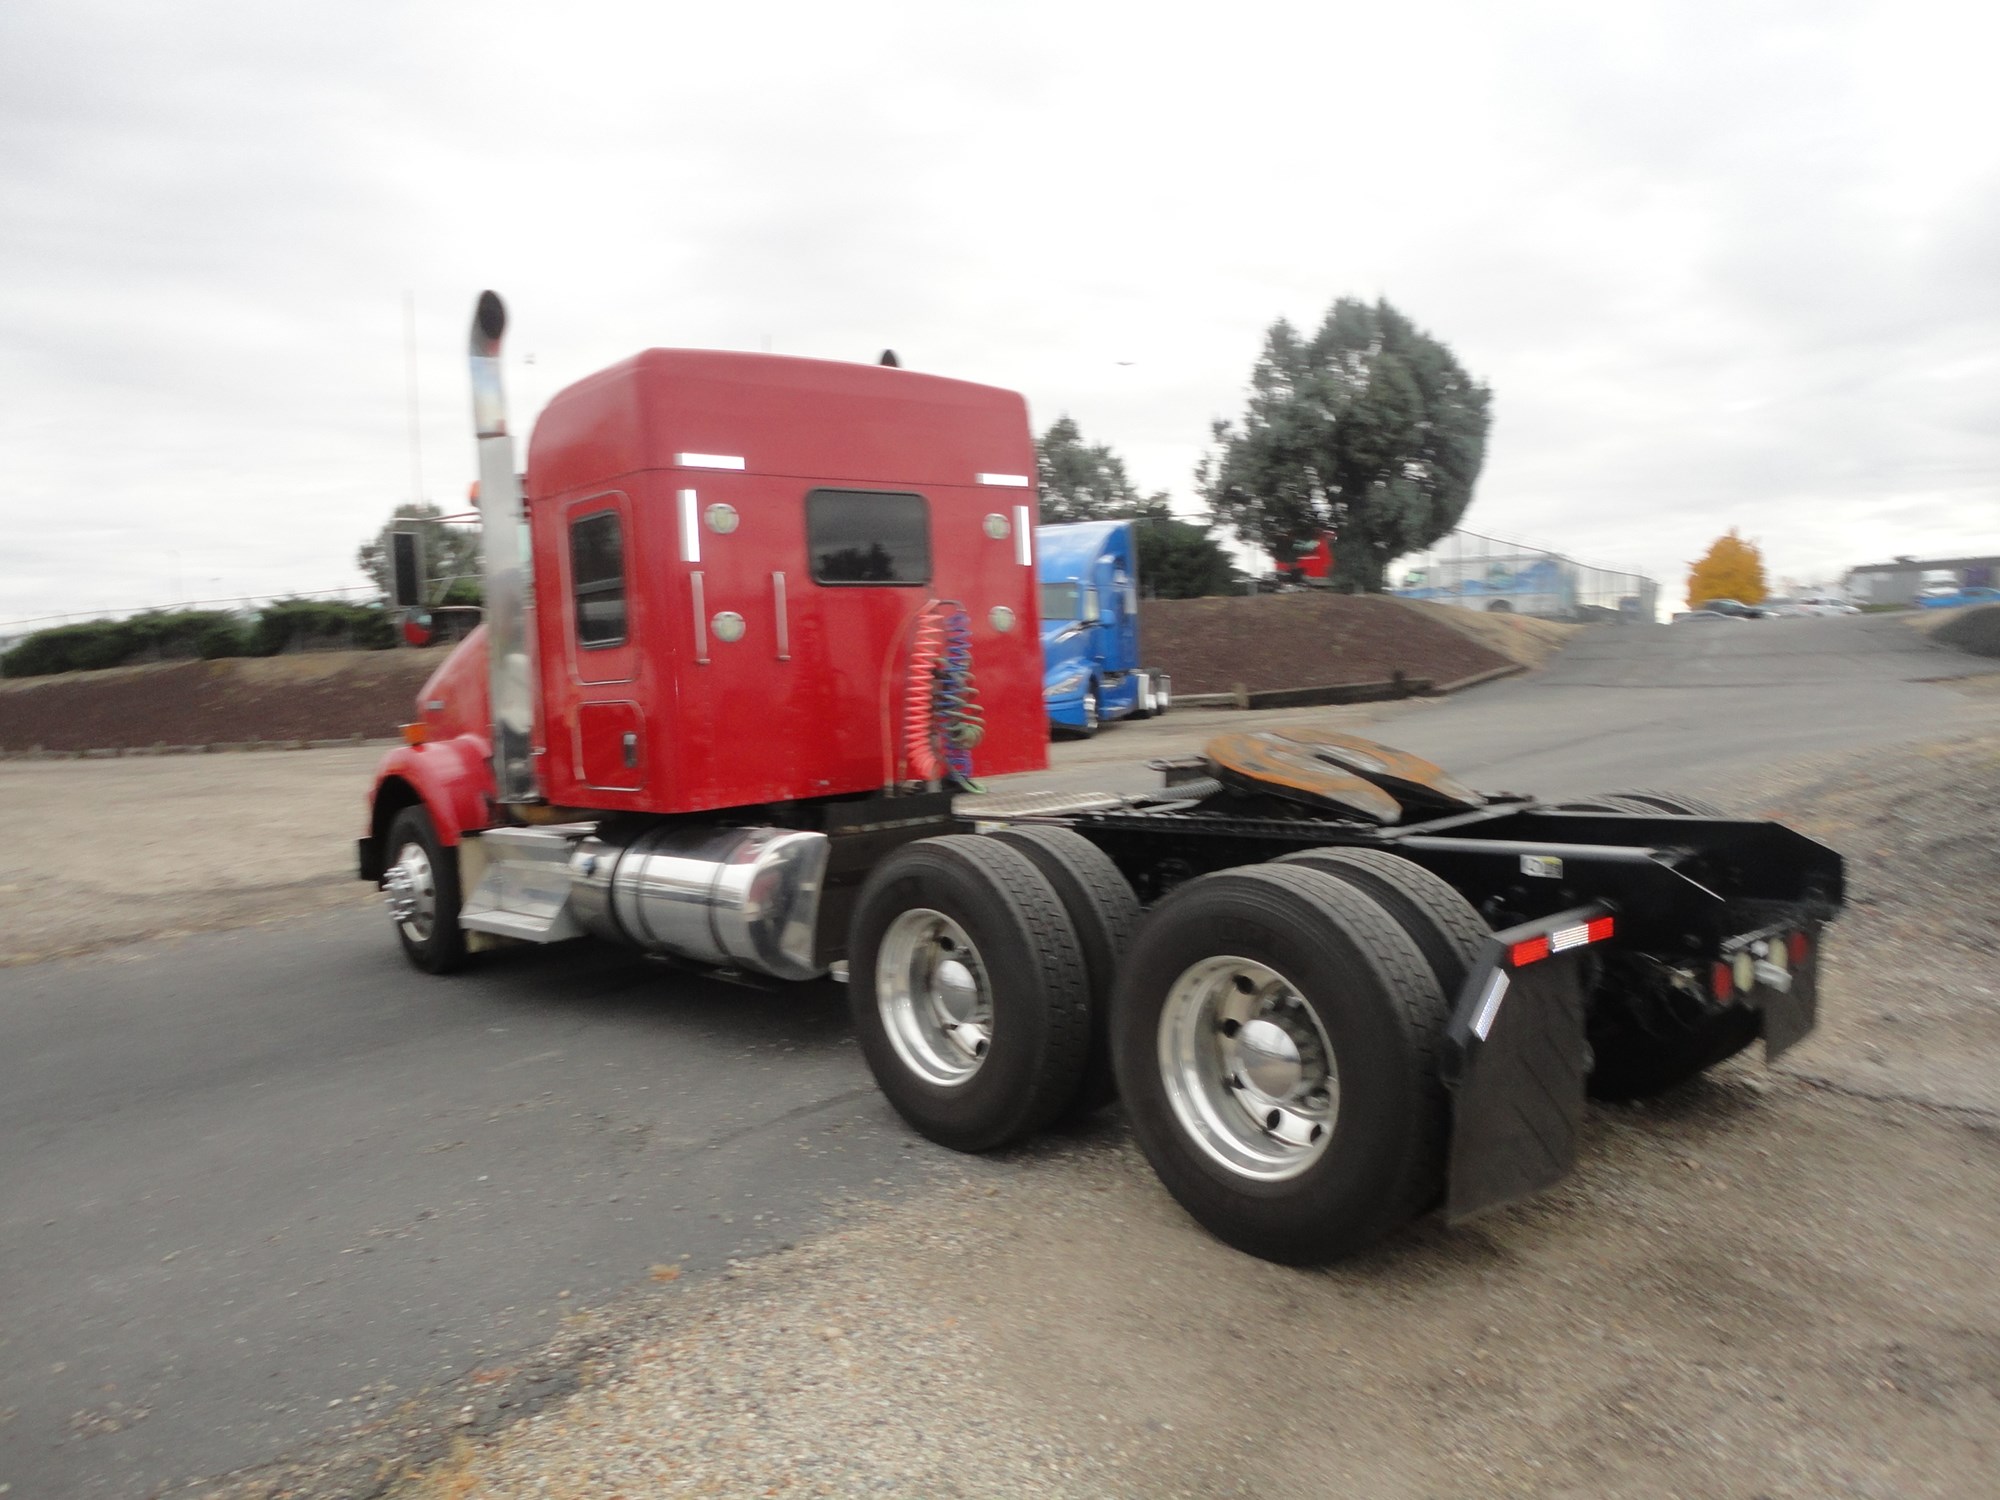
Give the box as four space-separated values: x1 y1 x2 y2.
0 747 383 966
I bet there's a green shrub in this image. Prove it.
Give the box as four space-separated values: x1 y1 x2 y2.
1 610 250 677
251 598 397 656
0 598 404 677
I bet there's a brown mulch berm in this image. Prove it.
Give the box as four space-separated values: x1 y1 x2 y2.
0 651 442 753
1141 594 1509 696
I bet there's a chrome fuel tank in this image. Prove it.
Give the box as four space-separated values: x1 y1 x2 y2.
570 825 830 982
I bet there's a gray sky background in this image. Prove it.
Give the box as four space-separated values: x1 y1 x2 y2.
3 0 1996 628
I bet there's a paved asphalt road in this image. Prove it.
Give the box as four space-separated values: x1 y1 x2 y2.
1 615 1989 1497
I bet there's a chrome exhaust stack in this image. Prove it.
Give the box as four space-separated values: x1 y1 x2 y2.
468 291 538 804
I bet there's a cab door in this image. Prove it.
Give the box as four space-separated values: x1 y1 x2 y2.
560 491 647 793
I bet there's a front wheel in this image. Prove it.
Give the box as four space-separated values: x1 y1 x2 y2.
381 805 467 974
1112 864 1450 1264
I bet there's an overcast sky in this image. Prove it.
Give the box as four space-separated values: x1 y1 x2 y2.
4 0 1996 628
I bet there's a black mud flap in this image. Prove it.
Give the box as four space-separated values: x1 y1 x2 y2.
1723 921 1824 1061
1439 905 1611 1223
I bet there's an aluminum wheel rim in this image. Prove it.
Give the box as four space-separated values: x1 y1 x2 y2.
876 907 993 1087
383 840 438 942
1158 955 1339 1181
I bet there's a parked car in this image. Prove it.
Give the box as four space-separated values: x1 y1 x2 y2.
1796 595 1860 616
1696 597 1767 619
1916 585 2000 610
1671 609 1749 624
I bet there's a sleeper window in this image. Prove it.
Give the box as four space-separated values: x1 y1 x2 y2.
570 511 627 646
806 489 931 585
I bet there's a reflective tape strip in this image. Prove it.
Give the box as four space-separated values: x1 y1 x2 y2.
678 489 700 563
676 453 745 470
1471 971 1510 1040
1552 922 1591 952
977 472 1030 487
1015 505 1032 566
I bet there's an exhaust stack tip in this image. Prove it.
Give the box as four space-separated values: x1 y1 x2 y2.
472 291 507 354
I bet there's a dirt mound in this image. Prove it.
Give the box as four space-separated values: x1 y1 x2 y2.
1140 593 1512 695
1393 597 1579 668
0 651 441 752
1931 603 2000 657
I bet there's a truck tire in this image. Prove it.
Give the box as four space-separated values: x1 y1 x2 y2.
848 836 1092 1152
1548 795 1666 815
1274 848 1489 1004
382 805 468 974
1111 864 1450 1264
989 825 1141 1116
1129 672 1156 720
1598 789 1727 817
1585 953 1760 1101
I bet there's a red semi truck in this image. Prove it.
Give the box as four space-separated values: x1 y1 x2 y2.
360 294 1843 1264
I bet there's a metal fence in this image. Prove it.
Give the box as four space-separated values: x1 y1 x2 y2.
1390 529 1659 623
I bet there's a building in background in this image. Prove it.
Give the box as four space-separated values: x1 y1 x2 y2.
1843 555 2000 607
1391 530 1659 623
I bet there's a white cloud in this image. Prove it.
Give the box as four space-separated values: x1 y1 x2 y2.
3 0 1997 626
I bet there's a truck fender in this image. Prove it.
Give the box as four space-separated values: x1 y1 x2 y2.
358 735 495 881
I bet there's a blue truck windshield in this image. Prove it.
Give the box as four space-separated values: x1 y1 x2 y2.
1040 582 1081 622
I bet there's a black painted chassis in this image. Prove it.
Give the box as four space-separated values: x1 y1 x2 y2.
1002 797 1846 1222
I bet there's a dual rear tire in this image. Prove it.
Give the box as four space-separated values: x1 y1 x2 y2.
1113 858 1481 1263
851 832 1489 1264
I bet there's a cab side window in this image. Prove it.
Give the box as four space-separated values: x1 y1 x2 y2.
570 510 626 646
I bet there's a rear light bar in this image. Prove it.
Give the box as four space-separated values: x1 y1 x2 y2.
1509 915 1615 969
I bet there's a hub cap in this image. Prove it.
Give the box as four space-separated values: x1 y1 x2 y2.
1158 956 1338 1180
877 908 992 1086
383 840 437 942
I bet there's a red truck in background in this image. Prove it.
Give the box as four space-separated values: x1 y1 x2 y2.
358 294 1841 1265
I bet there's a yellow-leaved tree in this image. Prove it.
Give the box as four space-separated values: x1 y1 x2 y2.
1687 529 1767 607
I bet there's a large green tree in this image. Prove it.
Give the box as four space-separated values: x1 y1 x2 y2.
1197 298 1491 593
356 502 484 605
1125 499 1242 600
1036 415 1150 523
1036 419 1239 599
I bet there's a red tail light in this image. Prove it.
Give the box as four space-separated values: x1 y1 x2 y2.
1712 960 1734 1002
1787 930 1810 966
1510 935 1551 967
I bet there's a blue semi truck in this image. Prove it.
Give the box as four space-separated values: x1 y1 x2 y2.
1037 520 1171 734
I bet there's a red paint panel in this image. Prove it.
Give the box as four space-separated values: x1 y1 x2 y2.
522 351 1045 817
